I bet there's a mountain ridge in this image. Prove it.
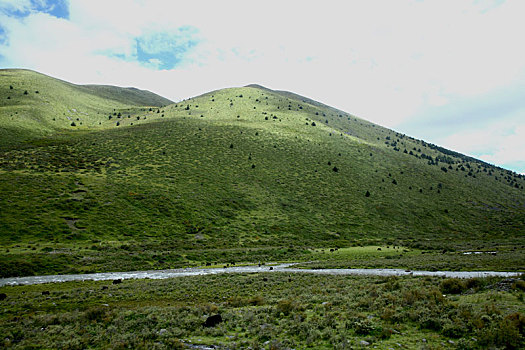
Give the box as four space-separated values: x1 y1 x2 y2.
1 68 173 106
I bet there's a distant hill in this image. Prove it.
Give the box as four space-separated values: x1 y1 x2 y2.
78 84 172 107
0 69 172 148
0 70 524 276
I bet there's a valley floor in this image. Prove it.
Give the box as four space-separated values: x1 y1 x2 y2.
1 271 524 349
1 244 524 279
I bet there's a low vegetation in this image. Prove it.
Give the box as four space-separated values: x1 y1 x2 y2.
1 272 524 349
299 246 525 272
1 70 524 277
1 69 524 349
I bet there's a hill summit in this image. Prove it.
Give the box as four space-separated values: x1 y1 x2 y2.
0 69 524 276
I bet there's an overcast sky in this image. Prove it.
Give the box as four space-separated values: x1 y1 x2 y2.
1 0 524 174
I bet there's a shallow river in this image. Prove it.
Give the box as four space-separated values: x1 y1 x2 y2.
1 263 521 287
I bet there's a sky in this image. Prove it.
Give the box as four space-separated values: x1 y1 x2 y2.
1 0 524 174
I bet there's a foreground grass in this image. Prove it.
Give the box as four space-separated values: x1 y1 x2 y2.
1 273 524 349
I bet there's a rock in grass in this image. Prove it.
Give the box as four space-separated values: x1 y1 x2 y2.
203 314 222 327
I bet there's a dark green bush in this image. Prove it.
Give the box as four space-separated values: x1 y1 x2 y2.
441 278 466 294
513 280 525 291
464 277 482 290
352 318 379 335
85 307 108 322
277 298 299 316
419 314 442 331
442 319 466 338
477 318 522 349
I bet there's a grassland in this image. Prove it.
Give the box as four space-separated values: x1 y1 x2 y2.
0 69 171 149
1 69 525 278
1 272 524 349
1 69 525 350
300 246 525 272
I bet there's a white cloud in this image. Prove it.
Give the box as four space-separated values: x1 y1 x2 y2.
1 0 525 173
479 124 525 168
0 0 32 12
439 107 525 173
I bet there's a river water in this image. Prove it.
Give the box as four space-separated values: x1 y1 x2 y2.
0 263 521 287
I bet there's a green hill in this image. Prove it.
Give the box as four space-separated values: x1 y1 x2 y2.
0 69 172 149
78 84 173 108
0 71 524 277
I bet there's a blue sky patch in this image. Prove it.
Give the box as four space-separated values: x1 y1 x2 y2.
1 0 69 19
93 50 128 62
135 27 199 70
0 25 6 45
34 0 69 19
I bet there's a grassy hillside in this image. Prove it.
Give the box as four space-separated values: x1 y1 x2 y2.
0 71 524 277
0 69 172 149
79 84 173 107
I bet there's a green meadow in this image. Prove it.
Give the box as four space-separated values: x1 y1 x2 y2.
1 69 524 276
1 272 524 349
1 69 524 348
